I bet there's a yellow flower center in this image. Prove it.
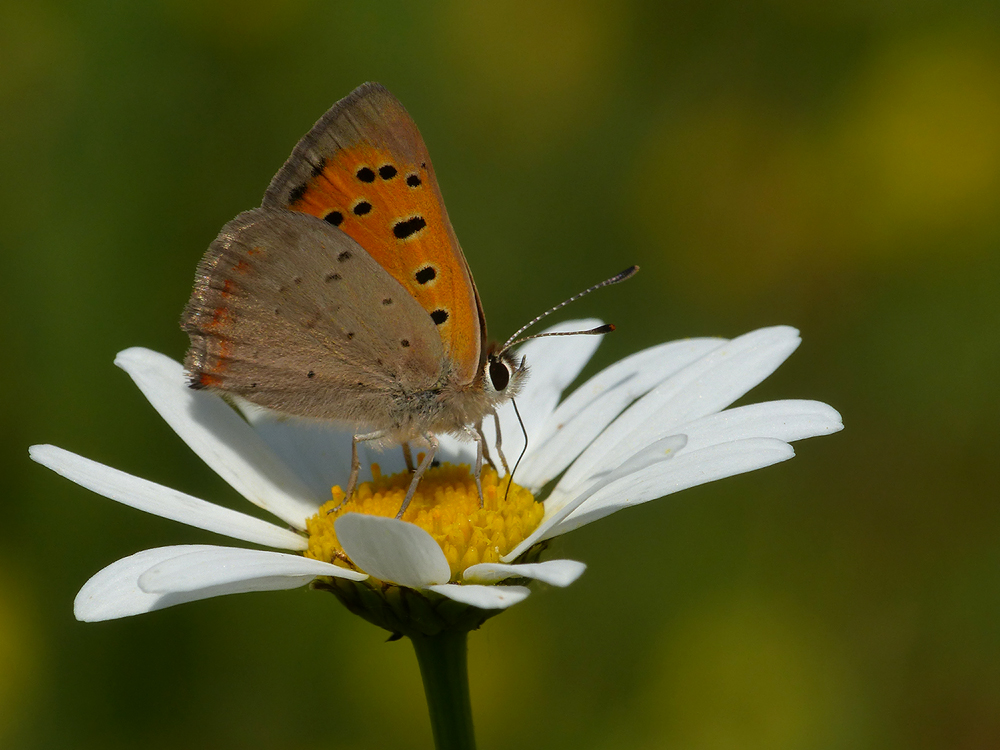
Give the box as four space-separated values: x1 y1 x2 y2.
305 462 542 582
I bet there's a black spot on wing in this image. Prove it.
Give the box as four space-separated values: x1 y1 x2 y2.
338 250 352 262
307 371 315 378
324 211 344 226
393 216 427 239
431 309 449 325
382 298 393 306
415 266 436 284
400 339 410 348
288 183 308 205
325 272 341 282
379 164 398 180
356 167 375 183
353 201 372 216
406 174 421 187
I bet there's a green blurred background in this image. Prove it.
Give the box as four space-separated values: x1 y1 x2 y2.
3 1 999 748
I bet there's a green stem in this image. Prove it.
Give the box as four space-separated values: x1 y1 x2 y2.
409 629 477 750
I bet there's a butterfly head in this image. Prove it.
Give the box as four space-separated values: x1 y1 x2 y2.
482 344 528 402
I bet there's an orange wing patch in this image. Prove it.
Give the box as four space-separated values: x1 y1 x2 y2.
284 143 479 382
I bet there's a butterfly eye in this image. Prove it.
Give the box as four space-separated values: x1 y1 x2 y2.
488 359 510 391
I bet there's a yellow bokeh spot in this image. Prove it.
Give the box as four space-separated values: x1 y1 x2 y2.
632 30 1000 302
0 570 41 744
158 0 310 42
640 596 860 750
438 0 627 150
305 463 542 582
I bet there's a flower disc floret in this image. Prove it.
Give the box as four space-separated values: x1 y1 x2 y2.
305 463 543 581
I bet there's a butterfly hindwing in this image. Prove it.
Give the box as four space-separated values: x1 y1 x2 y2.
182 208 444 425
262 82 485 386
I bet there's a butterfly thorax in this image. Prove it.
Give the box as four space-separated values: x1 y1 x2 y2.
185 336 526 446
351 347 528 442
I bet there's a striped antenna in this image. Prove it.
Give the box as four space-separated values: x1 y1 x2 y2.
500 265 639 352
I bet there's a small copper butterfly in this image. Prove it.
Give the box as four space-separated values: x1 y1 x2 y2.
182 83 634 516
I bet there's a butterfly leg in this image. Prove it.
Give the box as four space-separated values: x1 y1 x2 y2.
464 425 486 508
396 433 438 519
473 420 497 472
401 442 414 473
492 411 511 477
345 430 387 503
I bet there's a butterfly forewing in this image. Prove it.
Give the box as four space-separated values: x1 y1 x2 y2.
182 208 444 424
262 82 485 385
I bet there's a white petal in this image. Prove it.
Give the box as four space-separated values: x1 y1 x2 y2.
585 435 691 484
74 545 315 622
435 432 479 467
335 514 451 588
138 546 365 593
502 434 688 562
557 326 800 493
517 337 724 489
463 559 586 587
115 348 321 529
236 401 410 498
680 400 844 453
29 445 308 550
236 402 356 499
545 438 796 538
481 319 604 469
427 583 531 609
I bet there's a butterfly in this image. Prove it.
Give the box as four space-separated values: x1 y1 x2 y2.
181 82 632 517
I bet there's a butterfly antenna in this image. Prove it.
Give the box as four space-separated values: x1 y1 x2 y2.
504 399 530 504
501 265 639 352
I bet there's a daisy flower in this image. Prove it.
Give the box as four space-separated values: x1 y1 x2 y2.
29 321 841 632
